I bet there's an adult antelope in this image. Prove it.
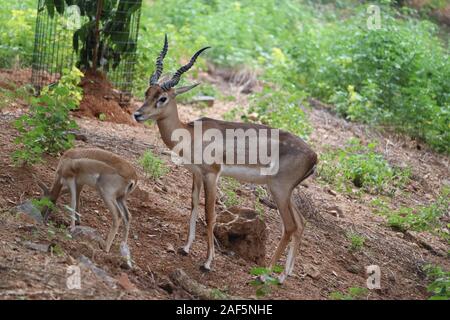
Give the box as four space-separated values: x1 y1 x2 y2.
37 148 138 258
134 36 317 282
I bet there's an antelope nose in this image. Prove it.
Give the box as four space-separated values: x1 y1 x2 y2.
133 111 143 121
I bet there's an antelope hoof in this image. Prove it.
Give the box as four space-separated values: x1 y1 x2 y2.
277 273 287 284
121 259 133 270
200 264 211 273
177 247 189 256
120 242 132 269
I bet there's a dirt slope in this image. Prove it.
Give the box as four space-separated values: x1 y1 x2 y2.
0 70 449 300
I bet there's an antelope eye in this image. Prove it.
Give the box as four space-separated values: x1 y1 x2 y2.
158 96 167 103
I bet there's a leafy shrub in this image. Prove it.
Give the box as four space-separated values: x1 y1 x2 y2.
31 197 56 213
289 5 449 152
380 186 450 238
249 266 283 297
0 1 36 67
138 150 168 180
13 67 84 164
244 86 312 139
318 138 410 194
423 264 450 300
346 232 366 251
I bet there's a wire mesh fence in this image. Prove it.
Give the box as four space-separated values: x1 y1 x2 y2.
31 0 142 103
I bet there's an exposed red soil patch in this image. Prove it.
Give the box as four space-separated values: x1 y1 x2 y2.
72 70 136 126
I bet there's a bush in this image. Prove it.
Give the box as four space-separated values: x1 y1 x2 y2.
318 138 410 194
13 67 84 164
138 150 168 180
0 1 36 67
288 5 449 152
380 186 450 239
423 264 450 300
243 86 312 140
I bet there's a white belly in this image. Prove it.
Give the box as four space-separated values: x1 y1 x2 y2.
221 165 268 184
74 173 100 187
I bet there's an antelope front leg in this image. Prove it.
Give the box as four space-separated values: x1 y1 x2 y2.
66 178 78 230
180 172 203 255
200 172 218 272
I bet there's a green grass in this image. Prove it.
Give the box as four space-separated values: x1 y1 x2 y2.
423 264 450 300
346 232 366 251
318 138 410 195
375 186 450 240
329 286 368 300
220 177 241 208
138 150 169 180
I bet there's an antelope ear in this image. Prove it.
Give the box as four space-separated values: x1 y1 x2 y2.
174 83 200 96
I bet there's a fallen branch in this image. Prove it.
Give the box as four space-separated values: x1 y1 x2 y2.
169 268 246 300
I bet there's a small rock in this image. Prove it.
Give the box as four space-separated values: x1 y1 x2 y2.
117 273 137 292
247 112 259 122
130 186 150 202
327 188 337 196
158 276 174 294
13 201 43 224
166 243 175 253
79 255 117 289
23 241 49 252
303 263 320 279
345 264 361 274
327 206 344 218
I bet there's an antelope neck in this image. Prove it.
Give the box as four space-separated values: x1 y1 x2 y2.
156 107 189 150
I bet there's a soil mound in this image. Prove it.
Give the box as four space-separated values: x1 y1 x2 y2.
74 70 136 126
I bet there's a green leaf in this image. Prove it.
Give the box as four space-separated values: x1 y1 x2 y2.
45 0 55 18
